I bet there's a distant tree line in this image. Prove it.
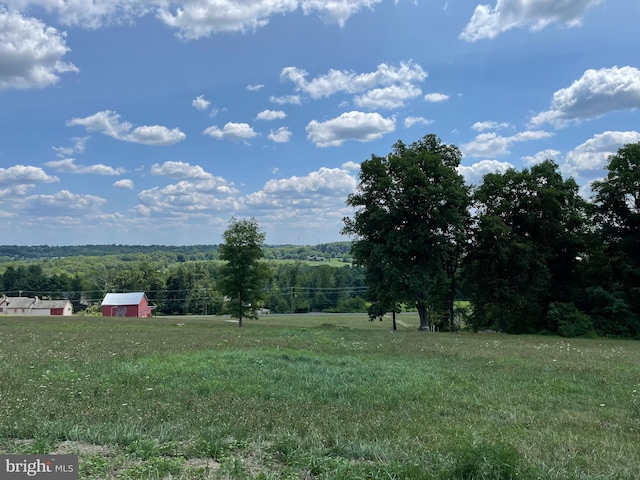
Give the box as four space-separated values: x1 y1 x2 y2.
344 135 640 338
0 249 364 316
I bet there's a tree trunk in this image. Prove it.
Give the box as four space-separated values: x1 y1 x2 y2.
238 292 243 328
417 300 430 330
392 310 397 331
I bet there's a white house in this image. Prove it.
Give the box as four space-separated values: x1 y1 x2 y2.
0 295 73 316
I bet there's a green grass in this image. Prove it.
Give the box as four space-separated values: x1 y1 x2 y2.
0 314 639 479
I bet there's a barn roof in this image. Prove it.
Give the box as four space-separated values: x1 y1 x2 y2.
2 297 36 309
33 299 71 309
101 292 146 306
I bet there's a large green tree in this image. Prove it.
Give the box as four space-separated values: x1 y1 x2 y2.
590 142 640 336
218 218 271 327
464 160 589 333
343 134 471 330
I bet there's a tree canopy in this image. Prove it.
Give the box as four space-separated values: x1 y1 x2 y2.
217 218 271 327
343 134 471 330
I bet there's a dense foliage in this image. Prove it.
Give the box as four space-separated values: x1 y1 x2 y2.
345 137 640 338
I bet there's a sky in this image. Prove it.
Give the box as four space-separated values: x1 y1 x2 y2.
1 0 639 246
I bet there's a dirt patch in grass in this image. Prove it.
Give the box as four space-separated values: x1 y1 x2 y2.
50 441 113 457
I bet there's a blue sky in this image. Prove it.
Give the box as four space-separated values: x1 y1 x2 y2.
1 0 639 246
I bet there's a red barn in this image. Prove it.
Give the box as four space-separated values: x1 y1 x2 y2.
101 292 154 317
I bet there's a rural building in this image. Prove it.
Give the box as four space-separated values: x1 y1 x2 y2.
0 295 73 315
101 292 154 317
31 298 73 316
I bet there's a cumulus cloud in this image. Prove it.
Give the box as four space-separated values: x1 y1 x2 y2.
45 158 125 175
67 110 186 145
281 60 427 99
563 130 640 177
113 179 134 189
137 180 239 214
471 121 510 132
404 116 433 128
22 190 106 214
0 10 78 90
203 122 257 141
530 66 640 128
1 0 390 42
354 84 423 109
256 109 287 120
462 130 553 157
192 95 210 111
149 162 237 195
457 159 514 186
268 127 292 143
0 165 59 185
306 111 396 147
460 0 600 42
246 167 357 208
156 0 298 40
424 92 449 102
522 149 562 165
342 161 361 170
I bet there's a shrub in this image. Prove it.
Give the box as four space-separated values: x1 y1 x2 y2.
546 302 596 338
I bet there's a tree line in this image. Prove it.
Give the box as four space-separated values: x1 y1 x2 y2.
0 256 365 316
344 134 640 338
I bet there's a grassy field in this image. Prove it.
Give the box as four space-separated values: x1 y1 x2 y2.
0 314 638 479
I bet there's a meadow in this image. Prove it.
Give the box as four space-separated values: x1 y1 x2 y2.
0 314 638 479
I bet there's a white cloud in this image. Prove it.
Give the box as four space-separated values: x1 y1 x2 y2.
150 161 217 180
157 0 299 40
306 111 396 147
52 136 89 157
404 116 433 128
67 110 186 145
457 160 514 185
424 92 449 102
203 122 257 141
22 190 106 214
113 179 134 189
471 121 510 132
0 165 59 185
462 130 553 157
460 0 600 42
246 84 265 91
522 149 562 165
354 84 423 109
246 167 357 209
341 161 361 170
137 180 239 214
281 60 427 99
0 10 78 90
45 158 125 175
268 127 292 143
270 94 302 105
256 109 287 120
300 0 384 28
192 95 210 111
530 66 640 128
563 130 640 177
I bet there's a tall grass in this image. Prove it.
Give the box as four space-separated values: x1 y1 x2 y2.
0 314 638 479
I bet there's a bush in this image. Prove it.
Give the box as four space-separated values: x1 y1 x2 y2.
546 302 596 338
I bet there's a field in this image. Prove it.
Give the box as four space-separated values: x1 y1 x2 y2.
0 314 638 479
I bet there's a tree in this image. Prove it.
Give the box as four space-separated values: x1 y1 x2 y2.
590 142 640 336
218 218 271 327
343 134 471 330
464 160 590 333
